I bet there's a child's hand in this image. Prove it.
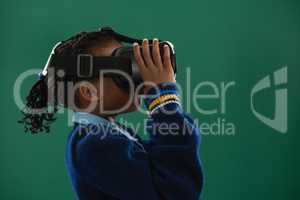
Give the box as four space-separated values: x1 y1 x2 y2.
133 38 176 93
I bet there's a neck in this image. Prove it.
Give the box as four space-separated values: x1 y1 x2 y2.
106 115 116 123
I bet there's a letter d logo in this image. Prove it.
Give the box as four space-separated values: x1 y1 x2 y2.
251 67 288 133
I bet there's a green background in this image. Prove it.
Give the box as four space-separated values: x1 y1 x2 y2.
1 0 299 199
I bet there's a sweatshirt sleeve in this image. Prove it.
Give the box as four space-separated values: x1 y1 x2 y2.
144 82 204 200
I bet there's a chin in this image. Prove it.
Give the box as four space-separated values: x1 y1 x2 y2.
117 97 141 114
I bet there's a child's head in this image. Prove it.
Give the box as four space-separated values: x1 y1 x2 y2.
20 31 139 133
61 33 139 115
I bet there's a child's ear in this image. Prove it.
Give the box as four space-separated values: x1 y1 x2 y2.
79 82 99 102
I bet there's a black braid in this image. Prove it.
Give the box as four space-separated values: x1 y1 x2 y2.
18 77 56 133
19 30 117 134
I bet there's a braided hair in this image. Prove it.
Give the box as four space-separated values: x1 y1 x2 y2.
18 31 118 134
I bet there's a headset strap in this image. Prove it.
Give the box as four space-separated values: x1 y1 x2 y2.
99 26 157 44
48 54 132 79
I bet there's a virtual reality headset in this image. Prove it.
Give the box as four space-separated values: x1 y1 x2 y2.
41 26 177 91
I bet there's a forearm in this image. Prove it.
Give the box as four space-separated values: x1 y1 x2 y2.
144 82 201 148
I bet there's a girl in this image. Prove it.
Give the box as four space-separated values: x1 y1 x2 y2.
19 28 203 200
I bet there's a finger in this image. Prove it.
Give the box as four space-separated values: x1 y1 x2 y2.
152 38 163 69
163 44 172 70
133 43 147 70
142 39 155 67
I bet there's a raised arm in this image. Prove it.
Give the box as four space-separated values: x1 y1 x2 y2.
133 38 203 200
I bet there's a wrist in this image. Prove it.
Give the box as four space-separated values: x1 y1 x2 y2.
143 82 180 112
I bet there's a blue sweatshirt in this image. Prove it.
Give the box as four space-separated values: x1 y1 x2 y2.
65 82 203 200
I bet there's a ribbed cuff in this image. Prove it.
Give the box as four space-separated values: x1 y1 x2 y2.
144 82 181 112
